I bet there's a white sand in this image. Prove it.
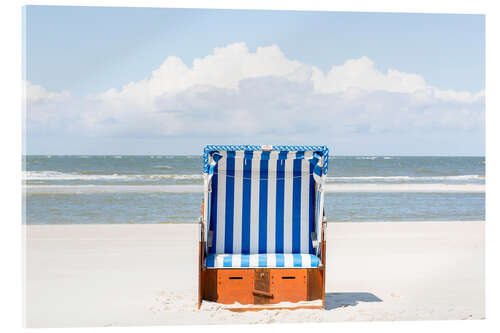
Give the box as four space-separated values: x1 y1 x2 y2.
24 221 484 327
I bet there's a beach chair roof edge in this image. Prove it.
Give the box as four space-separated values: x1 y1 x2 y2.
202 145 329 174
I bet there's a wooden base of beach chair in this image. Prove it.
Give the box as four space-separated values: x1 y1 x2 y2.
198 237 327 310
225 305 324 312
197 200 328 311
200 267 325 307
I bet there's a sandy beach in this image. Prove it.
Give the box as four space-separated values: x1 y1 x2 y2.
24 221 484 327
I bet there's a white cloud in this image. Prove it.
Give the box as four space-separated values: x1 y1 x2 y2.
25 42 484 153
25 81 70 104
312 57 428 94
24 81 72 129
95 43 308 109
94 43 483 106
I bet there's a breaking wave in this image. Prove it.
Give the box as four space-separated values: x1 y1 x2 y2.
24 183 484 194
23 171 202 181
326 175 484 182
25 185 204 194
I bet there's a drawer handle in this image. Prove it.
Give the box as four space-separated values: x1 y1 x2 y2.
281 276 296 279
229 276 243 280
252 290 274 298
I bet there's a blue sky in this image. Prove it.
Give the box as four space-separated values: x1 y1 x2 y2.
24 6 485 155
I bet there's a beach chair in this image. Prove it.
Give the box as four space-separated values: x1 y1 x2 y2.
198 145 329 310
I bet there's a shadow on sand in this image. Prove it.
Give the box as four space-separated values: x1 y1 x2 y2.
325 292 382 310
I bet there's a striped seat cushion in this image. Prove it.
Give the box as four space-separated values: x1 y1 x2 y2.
208 150 318 255
205 253 320 268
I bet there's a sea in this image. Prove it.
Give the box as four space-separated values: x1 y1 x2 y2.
23 155 485 224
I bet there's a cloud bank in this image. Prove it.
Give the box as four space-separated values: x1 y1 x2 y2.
25 42 484 154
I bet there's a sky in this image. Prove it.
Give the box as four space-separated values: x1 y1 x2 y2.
24 6 485 155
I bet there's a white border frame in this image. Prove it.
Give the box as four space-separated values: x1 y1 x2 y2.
2 1 497 332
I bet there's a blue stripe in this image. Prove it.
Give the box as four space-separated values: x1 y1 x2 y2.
293 253 302 267
223 255 232 267
276 253 285 267
241 254 250 267
258 152 269 253
316 190 321 238
312 153 324 178
205 254 321 268
206 254 215 267
315 189 322 255
209 165 218 254
258 254 267 267
310 254 320 267
292 152 303 253
275 151 287 253
241 151 253 253
205 193 211 253
224 152 235 253
309 162 315 254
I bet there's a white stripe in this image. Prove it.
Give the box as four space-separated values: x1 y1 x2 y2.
215 154 226 253
302 254 311 267
216 254 225 267
232 254 241 267
249 254 259 267
202 175 209 243
267 156 277 253
300 159 310 253
267 253 277 268
249 152 261 254
232 154 244 253
283 152 295 252
205 192 211 246
269 151 279 160
284 254 294 267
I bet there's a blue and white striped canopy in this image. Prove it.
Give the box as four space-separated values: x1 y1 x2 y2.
201 145 329 268
203 145 329 175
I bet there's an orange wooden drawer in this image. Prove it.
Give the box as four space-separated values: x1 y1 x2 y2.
216 269 254 304
202 268 321 305
270 269 308 303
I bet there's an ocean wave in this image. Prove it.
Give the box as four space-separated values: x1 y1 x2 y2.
24 185 204 194
24 171 484 183
24 183 484 194
326 175 484 182
152 165 174 170
23 171 130 181
354 156 394 160
148 174 202 180
23 171 202 181
323 184 484 193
